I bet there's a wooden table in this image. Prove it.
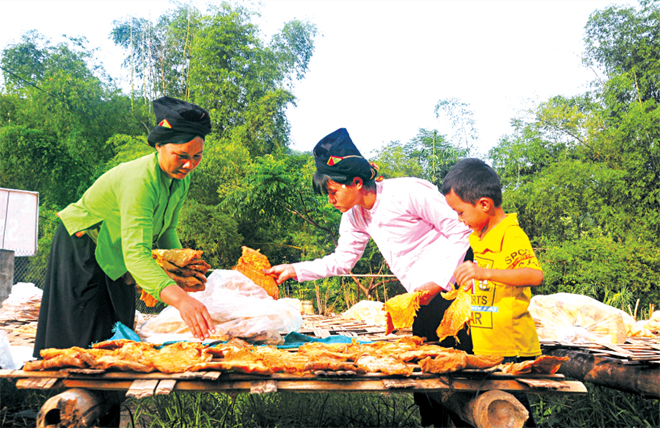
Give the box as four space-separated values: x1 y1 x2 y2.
0 367 587 398
0 367 588 428
0 314 590 427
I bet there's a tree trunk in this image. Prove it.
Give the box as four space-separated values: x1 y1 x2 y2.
544 348 660 398
37 388 106 428
441 390 529 428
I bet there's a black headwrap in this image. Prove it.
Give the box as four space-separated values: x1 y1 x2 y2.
313 128 377 182
147 96 212 147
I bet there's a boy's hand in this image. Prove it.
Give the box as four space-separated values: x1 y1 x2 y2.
454 261 486 291
454 263 544 289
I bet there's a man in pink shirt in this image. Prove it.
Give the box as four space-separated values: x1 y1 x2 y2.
266 128 474 427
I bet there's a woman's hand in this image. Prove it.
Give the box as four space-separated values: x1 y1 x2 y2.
263 264 297 285
415 282 443 305
159 285 215 340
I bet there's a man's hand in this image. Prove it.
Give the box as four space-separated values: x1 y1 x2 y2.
263 264 297 285
159 285 215 340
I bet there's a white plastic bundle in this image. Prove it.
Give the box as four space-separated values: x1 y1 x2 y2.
0 282 42 321
0 331 16 370
632 311 660 337
342 300 387 326
529 293 636 344
139 270 303 344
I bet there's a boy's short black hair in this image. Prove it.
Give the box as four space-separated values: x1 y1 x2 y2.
441 158 502 207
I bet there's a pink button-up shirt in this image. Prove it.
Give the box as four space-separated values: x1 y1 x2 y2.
293 177 471 292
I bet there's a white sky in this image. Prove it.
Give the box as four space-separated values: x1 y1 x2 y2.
0 0 636 157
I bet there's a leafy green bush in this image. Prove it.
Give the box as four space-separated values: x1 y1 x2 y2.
537 234 660 316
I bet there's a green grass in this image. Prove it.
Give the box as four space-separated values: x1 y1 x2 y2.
125 391 421 428
0 380 59 427
2 379 659 427
530 382 659 428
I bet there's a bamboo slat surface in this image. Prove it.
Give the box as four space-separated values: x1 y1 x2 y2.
5 314 660 363
299 314 400 341
0 319 37 347
0 314 597 398
540 337 660 365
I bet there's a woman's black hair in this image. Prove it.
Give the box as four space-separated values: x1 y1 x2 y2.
312 171 377 196
147 96 211 147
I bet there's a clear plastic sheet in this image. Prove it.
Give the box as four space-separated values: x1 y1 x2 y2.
529 293 636 344
138 270 302 344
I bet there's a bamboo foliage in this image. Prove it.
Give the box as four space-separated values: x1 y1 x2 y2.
111 3 317 157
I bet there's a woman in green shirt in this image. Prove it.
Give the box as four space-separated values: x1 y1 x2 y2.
34 97 216 358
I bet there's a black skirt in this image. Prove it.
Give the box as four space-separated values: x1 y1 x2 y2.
412 248 474 428
33 222 135 358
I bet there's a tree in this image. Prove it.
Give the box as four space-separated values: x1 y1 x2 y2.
220 153 338 258
112 2 318 157
584 0 660 105
0 125 83 206
1 31 149 202
434 98 479 152
0 2 323 304
371 129 470 186
408 129 471 185
370 141 423 179
487 0 660 311
185 136 254 206
177 200 243 269
111 6 203 104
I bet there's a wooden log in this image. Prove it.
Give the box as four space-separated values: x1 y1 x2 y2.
441 390 529 428
36 388 105 428
544 348 660 398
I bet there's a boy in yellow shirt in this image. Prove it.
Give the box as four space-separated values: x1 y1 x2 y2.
441 158 543 427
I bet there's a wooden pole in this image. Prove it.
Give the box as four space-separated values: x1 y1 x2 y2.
37 388 106 428
0 250 14 303
544 348 660 398
441 390 529 428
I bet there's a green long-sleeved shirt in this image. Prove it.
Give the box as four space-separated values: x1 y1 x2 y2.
59 152 189 302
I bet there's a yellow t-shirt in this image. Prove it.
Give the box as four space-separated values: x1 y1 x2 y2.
468 213 541 357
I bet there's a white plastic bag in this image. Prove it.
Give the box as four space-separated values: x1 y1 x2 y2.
631 311 660 337
0 331 16 370
342 300 387 326
529 293 634 344
0 282 42 321
278 298 303 314
139 270 302 344
197 270 271 300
